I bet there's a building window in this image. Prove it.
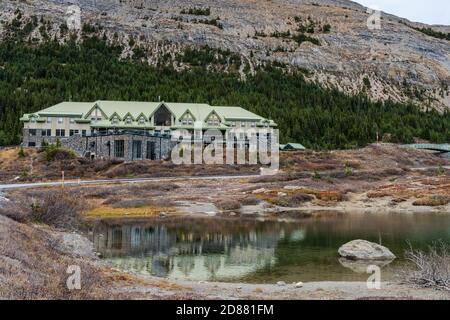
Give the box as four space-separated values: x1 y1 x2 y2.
231 121 236 127
132 140 142 159
139 117 145 125
114 140 125 158
181 112 193 126
154 130 161 136
208 114 219 126
58 117 64 124
82 130 87 137
146 141 156 160
41 129 52 136
112 116 119 125
241 121 246 127
46 117 52 124
29 129 37 136
125 116 132 124
28 142 36 147
154 105 172 126
30 116 36 123
70 118 75 124
69 129 79 136
56 129 65 137
251 122 256 128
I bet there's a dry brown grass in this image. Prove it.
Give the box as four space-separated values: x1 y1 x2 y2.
215 199 242 211
413 195 450 207
84 205 172 219
254 187 347 207
0 189 85 230
271 193 314 207
367 176 450 205
0 215 111 299
280 144 448 173
0 147 260 183
239 196 261 206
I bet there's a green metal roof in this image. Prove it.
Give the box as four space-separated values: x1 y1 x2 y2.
281 143 306 151
90 120 155 129
20 101 276 129
213 106 264 120
94 101 160 119
38 102 93 116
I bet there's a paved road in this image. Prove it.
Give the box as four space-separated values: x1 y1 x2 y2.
0 174 261 190
409 165 450 171
0 165 448 191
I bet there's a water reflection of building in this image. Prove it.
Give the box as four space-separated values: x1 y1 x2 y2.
92 223 301 281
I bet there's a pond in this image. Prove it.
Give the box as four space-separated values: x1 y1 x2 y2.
90 213 450 283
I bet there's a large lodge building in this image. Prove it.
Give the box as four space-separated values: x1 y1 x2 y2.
20 101 277 161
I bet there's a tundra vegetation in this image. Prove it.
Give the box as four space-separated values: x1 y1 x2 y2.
0 189 84 230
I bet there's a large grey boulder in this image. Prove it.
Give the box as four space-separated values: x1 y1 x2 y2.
338 240 396 260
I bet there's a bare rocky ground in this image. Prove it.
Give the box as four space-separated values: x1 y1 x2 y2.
1 144 449 299
1 0 449 110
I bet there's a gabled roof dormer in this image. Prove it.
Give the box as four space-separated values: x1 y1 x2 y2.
84 102 108 120
149 102 176 119
137 112 148 121
179 109 196 121
179 109 196 125
204 110 223 126
110 112 121 125
123 112 135 124
110 112 122 121
149 102 176 126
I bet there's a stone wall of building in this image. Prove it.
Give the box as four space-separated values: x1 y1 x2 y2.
84 134 173 161
22 129 173 161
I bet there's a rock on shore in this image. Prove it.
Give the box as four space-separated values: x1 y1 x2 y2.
338 240 396 260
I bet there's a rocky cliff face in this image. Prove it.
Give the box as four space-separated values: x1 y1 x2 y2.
1 0 449 110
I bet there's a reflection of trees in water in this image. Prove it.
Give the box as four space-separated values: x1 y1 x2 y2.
177 256 196 276
203 256 221 277
92 219 303 279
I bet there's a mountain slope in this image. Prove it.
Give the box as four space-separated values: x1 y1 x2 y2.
1 0 449 110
